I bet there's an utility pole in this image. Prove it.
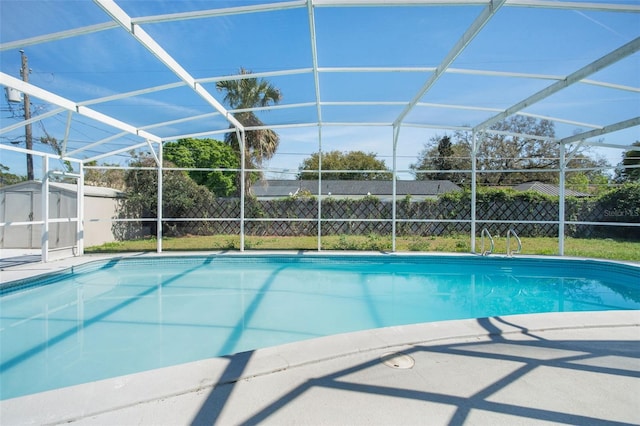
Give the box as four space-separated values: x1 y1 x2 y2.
20 50 34 180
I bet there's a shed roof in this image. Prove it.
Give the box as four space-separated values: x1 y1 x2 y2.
0 181 124 198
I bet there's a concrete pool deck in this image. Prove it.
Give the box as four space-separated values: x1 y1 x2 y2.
1 252 639 425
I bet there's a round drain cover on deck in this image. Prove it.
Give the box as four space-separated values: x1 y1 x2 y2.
380 352 415 369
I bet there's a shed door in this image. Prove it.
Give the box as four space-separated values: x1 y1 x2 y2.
2 191 35 248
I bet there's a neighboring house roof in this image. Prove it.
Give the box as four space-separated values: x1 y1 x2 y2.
513 181 591 198
251 180 461 199
0 180 124 198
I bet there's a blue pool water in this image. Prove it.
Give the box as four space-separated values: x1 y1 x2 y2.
1 255 639 400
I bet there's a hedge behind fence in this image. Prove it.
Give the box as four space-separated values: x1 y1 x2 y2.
115 184 640 240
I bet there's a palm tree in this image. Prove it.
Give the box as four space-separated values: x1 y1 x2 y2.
216 68 282 195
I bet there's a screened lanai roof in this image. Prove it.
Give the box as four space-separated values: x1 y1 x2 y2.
1 0 639 177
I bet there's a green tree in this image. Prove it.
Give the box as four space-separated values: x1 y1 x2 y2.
435 135 454 171
565 152 610 194
164 138 239 197
411 117 608 186
410 135 469 183
478 116 557 185
594 183 640 240
84 161 126 190
298 150 391 180
39 133 73 173
120 154 216 238
565 171 609 195
614 141 640 183
216 68 282 194
0 164 25 186
566 173 590 194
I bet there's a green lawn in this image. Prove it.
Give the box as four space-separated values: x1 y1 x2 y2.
86 234 640 262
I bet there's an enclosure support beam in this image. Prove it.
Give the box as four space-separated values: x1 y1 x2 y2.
157 143 163 253
0 107 64 135
82 141 150 164
238 129 246 252
0 72 162 144
133 0 305 25
0 22 117 52
474 37 640 133
66 132 129 158
307 0 324 251
470 131 478 253
62 111 73 156
0 143 64 159
393 0 507 127
94 0 245 133
42 157 50 263
317 126 323 251
558 143 566 256
559 116 640 146
77 162 84 256
392 125 401 252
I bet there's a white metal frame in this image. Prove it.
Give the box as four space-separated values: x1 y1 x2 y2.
0 0 638 260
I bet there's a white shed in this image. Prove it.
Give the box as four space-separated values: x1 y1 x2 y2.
0 181 123 249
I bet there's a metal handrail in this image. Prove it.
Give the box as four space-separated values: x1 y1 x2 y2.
480 228 494 256
506 229 522 257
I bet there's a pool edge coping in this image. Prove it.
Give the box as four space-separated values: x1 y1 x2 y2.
2 250 639 289
1 310 638 425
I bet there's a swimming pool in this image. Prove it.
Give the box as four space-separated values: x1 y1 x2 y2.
1 254 639 400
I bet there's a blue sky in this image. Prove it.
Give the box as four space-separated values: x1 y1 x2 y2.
1 0 639 180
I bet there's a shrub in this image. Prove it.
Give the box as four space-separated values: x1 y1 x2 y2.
592 183 640 239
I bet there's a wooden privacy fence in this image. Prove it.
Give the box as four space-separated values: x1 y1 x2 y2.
115 197 640 240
